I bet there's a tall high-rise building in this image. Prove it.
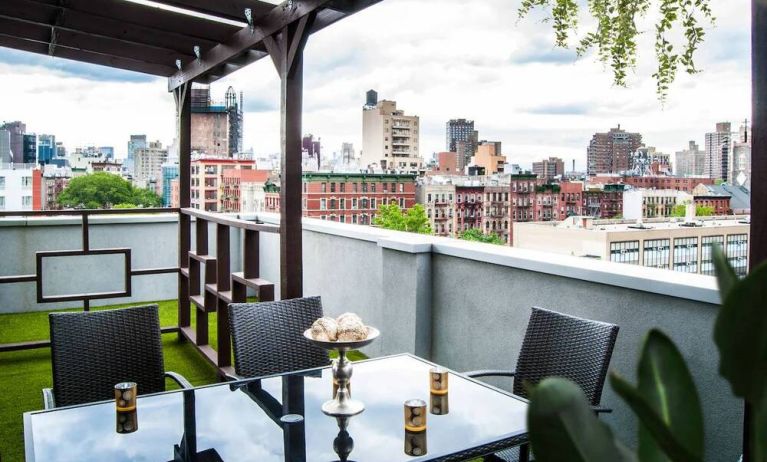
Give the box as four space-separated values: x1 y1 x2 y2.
22 134 36 164
161 162 180 207
674 141 706 177
127 134 147 175
586 125 643 175
190 85 243 157
532 157 565 180
0 129 12 163
302 134 321 170
731 121 751 187
704 122 732 182
446 119 477 171
37 134 56 165
134 141 168 192
1 121 26 164
341 142 355 164
362 92 422 172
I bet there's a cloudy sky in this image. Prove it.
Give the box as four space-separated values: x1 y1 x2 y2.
0 0 751 170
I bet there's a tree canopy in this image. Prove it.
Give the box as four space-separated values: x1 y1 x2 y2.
671 203 715 217
57 172 162 209
459 228 506 245
519 0 715 102
373 203 432 234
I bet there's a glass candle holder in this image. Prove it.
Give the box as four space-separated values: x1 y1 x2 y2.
404 429 427 456
115 382 137 412
116 409 138 434
430 368 448 395
430 392 449 415
404 399 427 432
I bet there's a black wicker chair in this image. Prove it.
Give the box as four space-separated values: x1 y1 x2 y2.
44 304 191 409
466 307 619 462
228 296 329 379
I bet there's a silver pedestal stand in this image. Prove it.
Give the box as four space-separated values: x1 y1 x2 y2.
304 327 380 417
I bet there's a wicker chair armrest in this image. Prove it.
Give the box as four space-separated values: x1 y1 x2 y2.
42 388 56 410
592 405 612 414
164 371 193 389
464 370 516 379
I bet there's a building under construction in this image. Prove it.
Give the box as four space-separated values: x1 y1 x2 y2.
191 85 243 157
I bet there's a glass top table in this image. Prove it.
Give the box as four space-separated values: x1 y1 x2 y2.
24 354 528 462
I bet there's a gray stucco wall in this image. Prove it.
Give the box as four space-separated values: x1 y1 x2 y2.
0 214 740 459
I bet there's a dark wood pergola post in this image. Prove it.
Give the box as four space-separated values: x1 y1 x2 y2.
745 1 766 460
176 83 192 331
264 14 315 300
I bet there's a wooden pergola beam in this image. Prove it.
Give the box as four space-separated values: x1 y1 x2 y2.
168 0 333 91
0 34 177 76
0 16 194 67
0 0 219 55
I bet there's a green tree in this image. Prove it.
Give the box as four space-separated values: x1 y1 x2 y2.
519 0 715 102
58 172 162 209
459 228 505 245
373 203 432 234
671 204 716 217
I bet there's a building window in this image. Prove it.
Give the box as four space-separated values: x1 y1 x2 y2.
330 183 336 193
21 177 32 189
399 183 404 193
0 177 4 190
673 237 699 273
340 215 345 223
699 235 725 275
726 234 749 277
352 198 357 209
610 241 640 265
340 183 346 193
399 198 404 208
330 199 337 210
22 196 32 208
320 198 327 210
340 198 345 210
0 196 4 209
371 198 376 209
352 183 358 193
391 183 396 192
643 239 671 269
352 215 357 224
362 183 368 193
371 183 376 193
321 183 327 193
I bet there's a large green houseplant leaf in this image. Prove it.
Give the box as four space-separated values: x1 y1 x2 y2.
527 377 636 462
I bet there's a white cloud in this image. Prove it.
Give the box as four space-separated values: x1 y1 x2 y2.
0 0 751 170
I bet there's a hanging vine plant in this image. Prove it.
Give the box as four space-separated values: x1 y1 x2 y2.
518 0 715 102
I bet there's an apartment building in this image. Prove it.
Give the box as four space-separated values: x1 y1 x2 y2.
471 141 506 174
190 158 256 211
514 215 750 276
303 172 417 224
362 93 421 172
455 183 484 234
0 164 40 210
418 182 456 237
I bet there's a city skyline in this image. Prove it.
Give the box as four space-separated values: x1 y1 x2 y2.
0 0 750 170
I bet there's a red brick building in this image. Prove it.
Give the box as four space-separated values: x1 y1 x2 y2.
434 152 458 175
455 184 484 233
302 173 416 224
583 184 626 218
534 183 559 221
559 181 584 217
589 175 714 193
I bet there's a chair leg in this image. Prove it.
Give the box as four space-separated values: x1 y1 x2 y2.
519 443 530 462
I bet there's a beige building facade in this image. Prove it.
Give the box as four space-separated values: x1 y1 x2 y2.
192 112 230 157
417 182 456 237
471 141 506 174
514 216 750 276
134 141 168 190
362 99 421 172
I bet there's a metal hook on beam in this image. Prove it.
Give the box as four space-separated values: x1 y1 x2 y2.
283 0 295 12
176 59 183 71
193 46 201 64
244 8 254 33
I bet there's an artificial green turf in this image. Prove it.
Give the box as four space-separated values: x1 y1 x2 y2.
0 300 219 462
0 299 368 461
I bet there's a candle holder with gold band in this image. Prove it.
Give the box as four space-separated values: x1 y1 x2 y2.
304 327 380 417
